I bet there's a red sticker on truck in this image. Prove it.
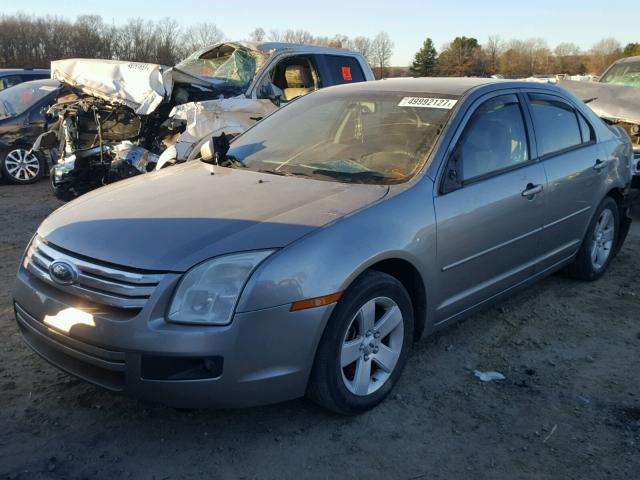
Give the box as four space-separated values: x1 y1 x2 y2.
341 66 352 81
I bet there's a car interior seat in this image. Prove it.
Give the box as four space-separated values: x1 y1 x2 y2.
460 118 512 180
283 65 314 101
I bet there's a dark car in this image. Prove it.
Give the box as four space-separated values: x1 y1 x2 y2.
0 69 50 91
0 79 66 184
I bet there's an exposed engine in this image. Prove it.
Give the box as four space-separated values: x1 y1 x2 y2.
45 94 181 200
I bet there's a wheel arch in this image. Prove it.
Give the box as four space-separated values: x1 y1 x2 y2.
605 186 632 255
354 257 428 342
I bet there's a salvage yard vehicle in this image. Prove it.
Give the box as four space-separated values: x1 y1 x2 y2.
14 78 634 414
0 79 68 184
0 68 50 91
32 42 373 200
559 56 640 187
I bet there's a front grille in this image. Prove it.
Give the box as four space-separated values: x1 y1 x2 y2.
24 236 164 309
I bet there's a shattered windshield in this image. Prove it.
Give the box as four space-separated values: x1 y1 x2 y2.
0 81 59 118
175 44 267 95
224 89 458 185
600 61 640 88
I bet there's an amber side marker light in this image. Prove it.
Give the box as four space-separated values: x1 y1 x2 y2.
290 292 342 312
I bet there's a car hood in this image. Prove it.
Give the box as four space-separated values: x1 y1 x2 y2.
52 58 173 115
558 79 640 125
38 162 389 272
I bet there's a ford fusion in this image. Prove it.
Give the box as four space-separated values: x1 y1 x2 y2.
14 78 634 414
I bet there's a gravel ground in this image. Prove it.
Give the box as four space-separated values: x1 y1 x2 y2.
0 180 639 480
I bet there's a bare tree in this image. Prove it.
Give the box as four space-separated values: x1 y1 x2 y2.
249 27 265 43
181 23 224 58
588 37 622 74
485 35 503 75
267 29 283 42
346 36 372 64
371 32 394 78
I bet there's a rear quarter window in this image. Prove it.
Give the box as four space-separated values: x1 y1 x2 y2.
319 55 366 85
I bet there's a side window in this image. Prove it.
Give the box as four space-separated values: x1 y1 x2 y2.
265 56 320 103
577 112 595 143
527 94 583 156
320 55 366 85
450 94 530 184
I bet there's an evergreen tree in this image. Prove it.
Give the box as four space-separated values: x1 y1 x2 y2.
410 38 438 77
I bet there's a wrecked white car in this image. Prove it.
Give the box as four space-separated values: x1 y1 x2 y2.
34 42 373 200
559 56 640 186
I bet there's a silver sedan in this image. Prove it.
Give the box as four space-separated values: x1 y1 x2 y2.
14 78 635 414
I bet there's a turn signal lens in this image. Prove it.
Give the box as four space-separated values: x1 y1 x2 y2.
290 292 342 312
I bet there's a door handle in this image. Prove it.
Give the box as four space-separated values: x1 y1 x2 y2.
593 159 607 171
521 183 543 198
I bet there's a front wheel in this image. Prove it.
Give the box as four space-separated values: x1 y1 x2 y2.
566 196 619 281
307 271 413 414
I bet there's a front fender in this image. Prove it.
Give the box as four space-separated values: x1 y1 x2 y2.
236 178 439 321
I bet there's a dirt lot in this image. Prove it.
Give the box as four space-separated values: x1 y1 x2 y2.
0 180 638 480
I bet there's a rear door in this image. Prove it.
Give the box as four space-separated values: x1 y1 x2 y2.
433 92 547 322
524 92 606 271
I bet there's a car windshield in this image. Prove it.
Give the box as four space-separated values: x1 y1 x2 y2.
600 61 640 88
224 89 458 184
175 44 268 95
0 81 57 118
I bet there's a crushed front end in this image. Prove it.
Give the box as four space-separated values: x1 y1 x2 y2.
47 95 174 200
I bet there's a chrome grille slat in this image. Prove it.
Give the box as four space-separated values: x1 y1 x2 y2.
24 236 164 309
35 239 164 284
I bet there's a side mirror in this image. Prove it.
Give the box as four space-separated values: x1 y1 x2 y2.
200 133 230 165
441 154 462 194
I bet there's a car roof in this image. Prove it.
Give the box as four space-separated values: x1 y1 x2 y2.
318 77 524 96
0 68 50 75
195 41 363 58
254 42 361 56
610 56 640 65
319 77 574 98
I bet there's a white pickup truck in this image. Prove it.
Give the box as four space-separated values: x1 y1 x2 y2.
34 42 374 200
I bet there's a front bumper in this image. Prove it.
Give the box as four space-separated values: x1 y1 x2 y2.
13 265 334 408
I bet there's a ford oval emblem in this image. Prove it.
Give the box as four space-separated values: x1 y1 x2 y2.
49 260 79 286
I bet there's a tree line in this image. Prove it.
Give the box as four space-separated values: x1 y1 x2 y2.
0 13 224 67
0 13 393 77
1 13 636 80
409 36 637 78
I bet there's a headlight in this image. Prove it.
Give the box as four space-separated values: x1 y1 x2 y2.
167 250 275 325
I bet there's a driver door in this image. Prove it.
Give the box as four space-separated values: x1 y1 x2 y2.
433 93 547 323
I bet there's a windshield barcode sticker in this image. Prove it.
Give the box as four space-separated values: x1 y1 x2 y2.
398 97 457 109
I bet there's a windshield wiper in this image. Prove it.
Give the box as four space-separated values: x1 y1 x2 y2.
311 169 386 183
258 169 310 178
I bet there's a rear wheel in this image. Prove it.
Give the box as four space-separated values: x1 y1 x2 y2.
1 147 44 184
566 197 619 281
307 271 413 414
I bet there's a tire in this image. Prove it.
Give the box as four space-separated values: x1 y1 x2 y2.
566 196 619 281
307 271 414 414
1 147 44 185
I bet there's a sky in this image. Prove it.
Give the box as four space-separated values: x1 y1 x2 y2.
5 0 636 65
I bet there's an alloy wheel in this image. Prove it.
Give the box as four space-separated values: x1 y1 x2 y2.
590 207 615 270
4 148 41 182
340 296 404 396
